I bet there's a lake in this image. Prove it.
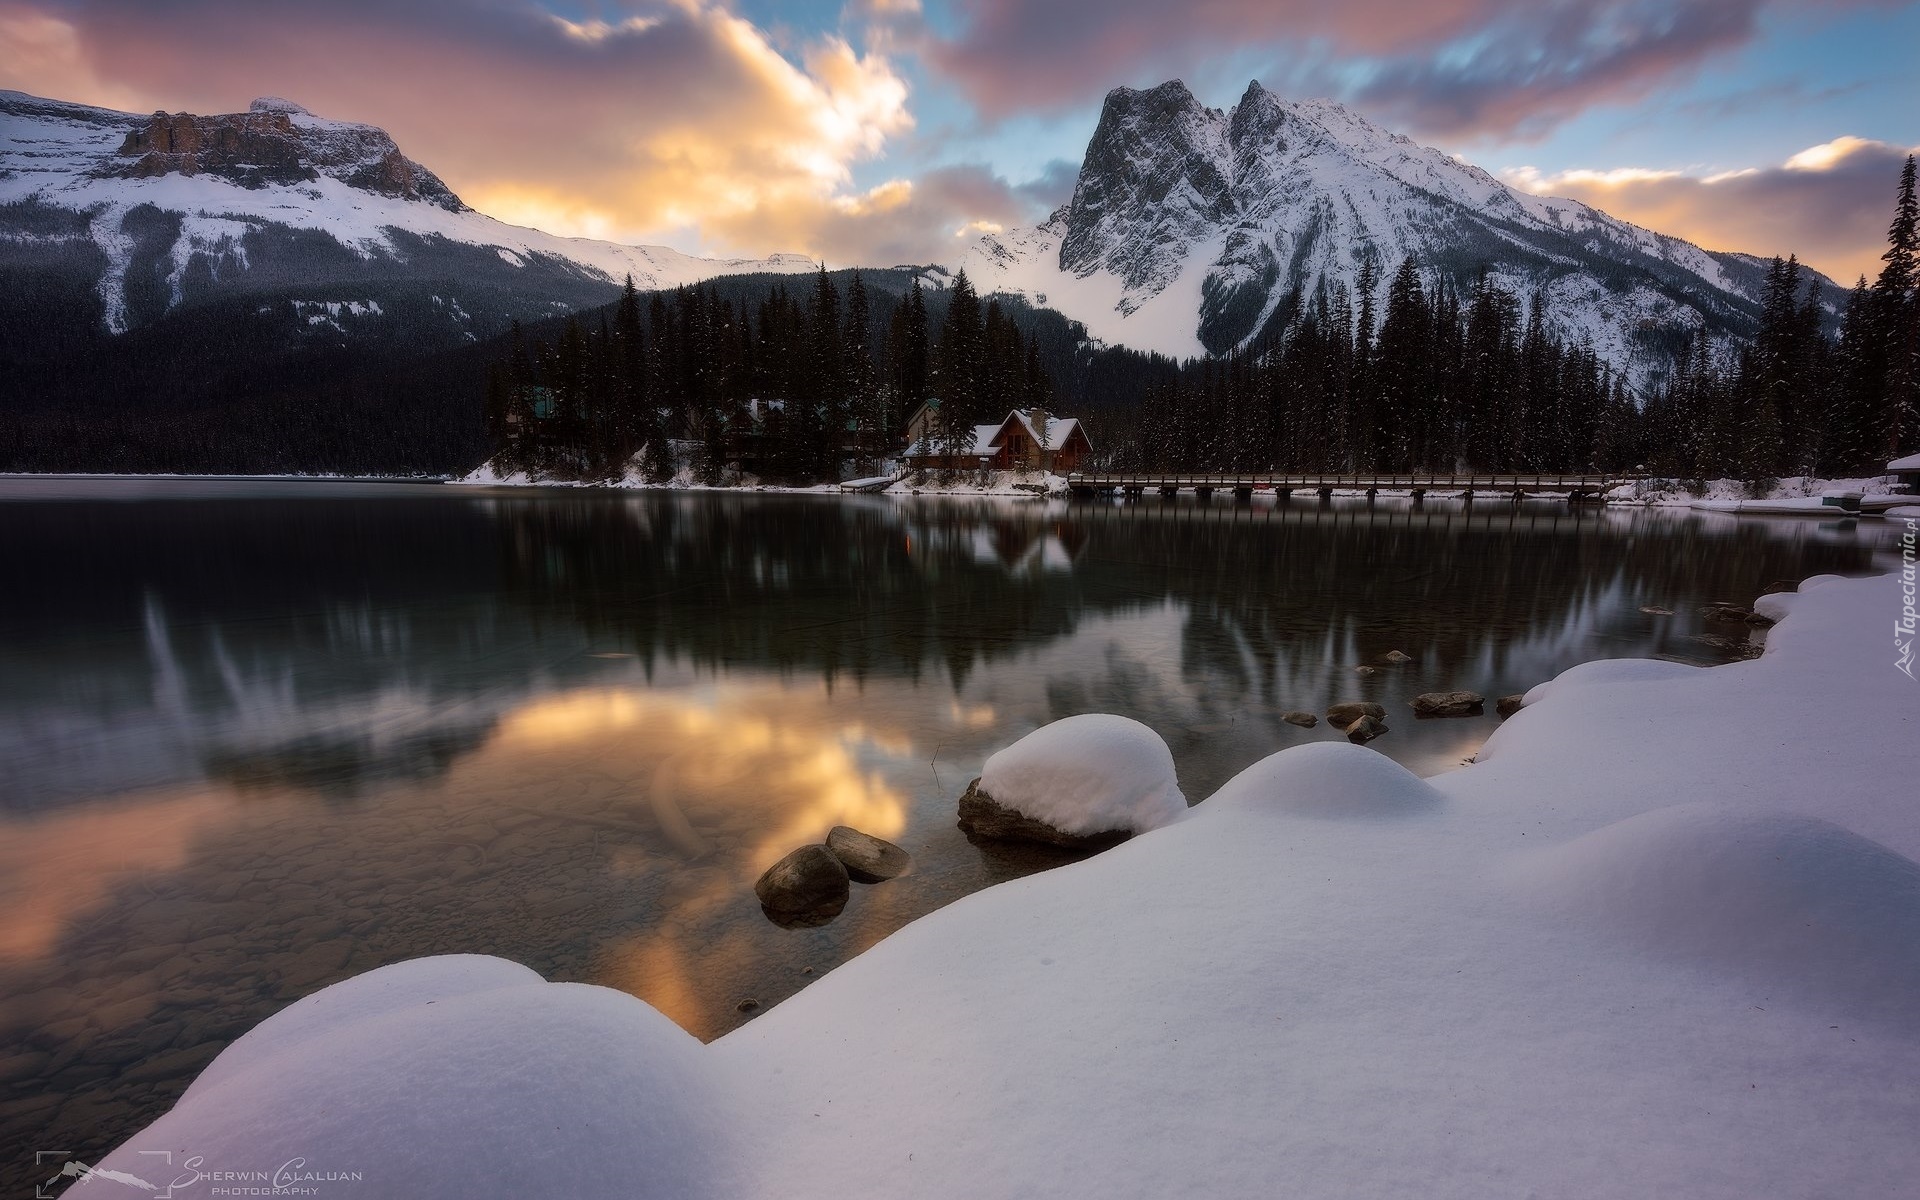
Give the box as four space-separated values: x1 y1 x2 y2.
0 478 1903 1187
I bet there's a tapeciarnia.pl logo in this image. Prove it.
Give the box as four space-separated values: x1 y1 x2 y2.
1898 517 1917 680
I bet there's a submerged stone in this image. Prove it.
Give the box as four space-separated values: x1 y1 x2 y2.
755 846 850 928
1411 691 1485 717
1281 711 1318 728
1343 714 1387 744
1326 702 1386 726
825 826 911 883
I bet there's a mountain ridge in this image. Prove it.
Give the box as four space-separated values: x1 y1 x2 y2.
964 79 1840 393
0 89 816 337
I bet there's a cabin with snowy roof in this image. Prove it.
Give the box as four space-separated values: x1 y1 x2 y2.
902 403 1091 473
1890 451 1920 495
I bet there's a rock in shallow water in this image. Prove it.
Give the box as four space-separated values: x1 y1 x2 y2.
825 826 910 883
1326 702 1386 726
1281 711 1318 728
1343 715 1387 744
754 846 850 928
1411 691 1485 717
957 780 1130 851
1496 694 1526 718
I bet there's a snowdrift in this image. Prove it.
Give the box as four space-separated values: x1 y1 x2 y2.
90 572 1920 1199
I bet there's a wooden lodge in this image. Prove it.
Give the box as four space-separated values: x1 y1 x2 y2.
902 403 1092 473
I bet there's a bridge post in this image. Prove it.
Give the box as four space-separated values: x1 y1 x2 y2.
1410 488 1426 504
1276 487 1293 502
1232 485 1253 502
1194 486 1215 502
1158 485 1178 499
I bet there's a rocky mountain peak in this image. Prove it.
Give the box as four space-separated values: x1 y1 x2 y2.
1061 79 1234 296
108 101 466 211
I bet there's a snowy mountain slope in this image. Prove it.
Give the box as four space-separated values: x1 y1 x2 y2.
0 90 814 336
964 81 1838 391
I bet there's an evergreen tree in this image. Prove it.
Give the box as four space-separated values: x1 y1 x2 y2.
1373 256 1429 470
935 270 985 462
1874 155 1919 456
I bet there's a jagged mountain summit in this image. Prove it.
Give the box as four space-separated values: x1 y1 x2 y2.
965 80 1837 391
0 89 814 336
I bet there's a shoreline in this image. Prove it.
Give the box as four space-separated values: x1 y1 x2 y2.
5 470 1909 513
85 568 1920 1198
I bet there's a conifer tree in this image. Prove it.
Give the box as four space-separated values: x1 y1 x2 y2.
1875 155 1918 455
935 270 985 461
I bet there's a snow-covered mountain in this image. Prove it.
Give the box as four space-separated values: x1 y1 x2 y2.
964 80 1836 391
0 89 814 336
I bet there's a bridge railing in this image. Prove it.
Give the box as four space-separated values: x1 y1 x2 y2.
1064 471 1635 492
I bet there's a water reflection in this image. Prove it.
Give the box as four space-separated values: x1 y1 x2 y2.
0 481 1901 1191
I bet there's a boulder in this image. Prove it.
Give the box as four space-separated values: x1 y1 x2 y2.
1744 611 1777 627
1354 665 1379 676
1689 633 1764 660
754 846 850 927
1281 711 1318 728
957 780 1130 851
1702 605 1756 623
1410 691 1485 717
1343 715 1387 744
1378 650 1415 664
970 714 1185 840
1760 579 1798 595
1496 694 1526 718
1325 702 1386 726
825 826 910 883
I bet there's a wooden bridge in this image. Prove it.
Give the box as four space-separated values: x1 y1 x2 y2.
1065 471 1630 503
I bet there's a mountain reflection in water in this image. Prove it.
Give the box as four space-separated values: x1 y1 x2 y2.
0 481 1898 1189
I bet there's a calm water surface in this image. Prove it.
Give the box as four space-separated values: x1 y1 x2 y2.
0 478 1902 1185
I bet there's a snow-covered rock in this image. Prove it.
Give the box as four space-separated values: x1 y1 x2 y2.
968 713 1186 840
1207 740 1442 820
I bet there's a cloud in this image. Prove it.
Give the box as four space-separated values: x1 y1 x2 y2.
703 163 1040 267
925 0 1876 140
0 0 922 258
1505 136 1918 284
1014 158 1081 210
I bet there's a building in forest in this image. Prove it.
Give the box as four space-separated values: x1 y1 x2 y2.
1890 452 1920 495
903 404 1092 473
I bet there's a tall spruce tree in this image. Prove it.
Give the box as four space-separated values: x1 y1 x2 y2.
1875 155 1918 456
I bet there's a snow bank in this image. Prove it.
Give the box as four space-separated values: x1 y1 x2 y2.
91 956 744 1199
92 573 1920 1199
977 713 1187 836
1509 803 1920 1025
1614 475 1901 507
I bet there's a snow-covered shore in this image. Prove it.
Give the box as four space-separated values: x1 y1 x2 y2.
456 463 1075 498
86 571 1920 1198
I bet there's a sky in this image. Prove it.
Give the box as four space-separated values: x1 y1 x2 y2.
1 0 1916 284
